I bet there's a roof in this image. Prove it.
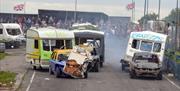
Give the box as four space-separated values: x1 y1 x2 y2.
72 23 97 28
27 27 74 39
130 31 167 42
0 23 21 28
73 30 104 38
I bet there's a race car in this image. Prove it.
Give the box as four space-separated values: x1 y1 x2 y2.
49 47 91 78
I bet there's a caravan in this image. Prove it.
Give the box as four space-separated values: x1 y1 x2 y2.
26 27 75 69
121 31 167 70
0 23 25 48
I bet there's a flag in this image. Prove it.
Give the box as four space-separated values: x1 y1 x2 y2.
126 2 135 10
14 4 25 11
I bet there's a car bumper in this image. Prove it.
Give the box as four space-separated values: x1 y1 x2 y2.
134 68 160 76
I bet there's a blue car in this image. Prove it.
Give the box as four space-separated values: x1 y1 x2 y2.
49 53 89 78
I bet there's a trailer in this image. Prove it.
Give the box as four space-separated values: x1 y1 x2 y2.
26 27 75 69
0 23 25 48
71 23 105 72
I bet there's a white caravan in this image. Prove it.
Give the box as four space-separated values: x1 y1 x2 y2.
121 31 167 70
0 23 25 48
26 27 75 69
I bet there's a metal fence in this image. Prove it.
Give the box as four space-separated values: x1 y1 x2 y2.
164 56 180 80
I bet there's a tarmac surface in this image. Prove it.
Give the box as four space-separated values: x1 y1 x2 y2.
3 32 180 91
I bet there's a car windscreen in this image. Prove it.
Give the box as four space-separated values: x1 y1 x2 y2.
6 28 21 36
140 41 153 52
134 55 159 63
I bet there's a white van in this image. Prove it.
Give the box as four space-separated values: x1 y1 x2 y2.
121 31 167 70
0 23 25 48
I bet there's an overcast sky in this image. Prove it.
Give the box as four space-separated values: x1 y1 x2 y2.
0 0 178 20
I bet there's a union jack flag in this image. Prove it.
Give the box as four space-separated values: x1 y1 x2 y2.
14 4 25 11
126 2 135 10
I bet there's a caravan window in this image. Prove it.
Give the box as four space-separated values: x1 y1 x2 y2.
51 40 73 51
140 41 153 52
153 43 161 52
6 29 21 35
43 40 50 51
65 40 73 49
132 39 140 49
34 40 38 49
0 29 3 34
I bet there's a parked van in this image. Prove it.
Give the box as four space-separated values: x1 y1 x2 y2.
0 23 25 48
26 27 75 69
121 31 167 70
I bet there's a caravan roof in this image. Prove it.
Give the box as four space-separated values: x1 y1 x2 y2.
0 23 21 29
27 27 74 39
130 31 167 42
73 30 104 38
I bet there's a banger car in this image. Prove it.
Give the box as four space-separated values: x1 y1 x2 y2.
129 52 162 80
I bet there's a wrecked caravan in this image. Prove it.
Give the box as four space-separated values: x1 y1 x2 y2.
71 23 105 72
0 23 25 48
26 27 75 69
121 31 167 71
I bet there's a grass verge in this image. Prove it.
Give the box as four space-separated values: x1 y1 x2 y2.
0 53 5 60
0 71 16 87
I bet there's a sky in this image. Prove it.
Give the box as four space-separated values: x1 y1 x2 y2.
0 0 178 21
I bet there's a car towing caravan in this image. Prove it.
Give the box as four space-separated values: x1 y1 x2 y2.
0 23 25 48
121 31 167 71
26 27 75 70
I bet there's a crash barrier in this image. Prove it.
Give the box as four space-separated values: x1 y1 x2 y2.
164 56 180 80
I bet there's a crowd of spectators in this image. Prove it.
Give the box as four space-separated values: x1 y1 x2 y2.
0 15 77 32
0 15 104 33
0 14 131 37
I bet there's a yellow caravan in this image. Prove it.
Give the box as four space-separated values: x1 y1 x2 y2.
26 27 75 70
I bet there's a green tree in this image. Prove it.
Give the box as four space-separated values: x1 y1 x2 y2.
138 13 158 26
164 8 180 25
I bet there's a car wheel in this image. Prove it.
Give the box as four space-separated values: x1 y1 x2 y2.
130 70 136 79
157 71 163 80
100 61 103 68
94 62 99 72
122 63 125 71
84 71 88 79
32 66 37 70
55 67 61 78
49 65 54 75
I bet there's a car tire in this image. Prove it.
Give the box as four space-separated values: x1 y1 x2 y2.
49 65 54 75
94 62 99 72
84 71 88 79
55 67 61 78
157 71 163 80
130 70 136 79
33 66 37 70
121 63 125 71
100 61 103 68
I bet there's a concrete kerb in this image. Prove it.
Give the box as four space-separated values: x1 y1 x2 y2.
13 69 28 91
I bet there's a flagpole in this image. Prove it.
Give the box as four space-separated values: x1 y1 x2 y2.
147 0 149 15
24 1 26 14
134 1 135 21
74 0 77 23
158 0 161 20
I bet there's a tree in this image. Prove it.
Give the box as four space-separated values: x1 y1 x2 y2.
138 13 158 26
164 8 180 25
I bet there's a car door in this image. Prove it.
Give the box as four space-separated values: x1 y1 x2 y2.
50 52 57 72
